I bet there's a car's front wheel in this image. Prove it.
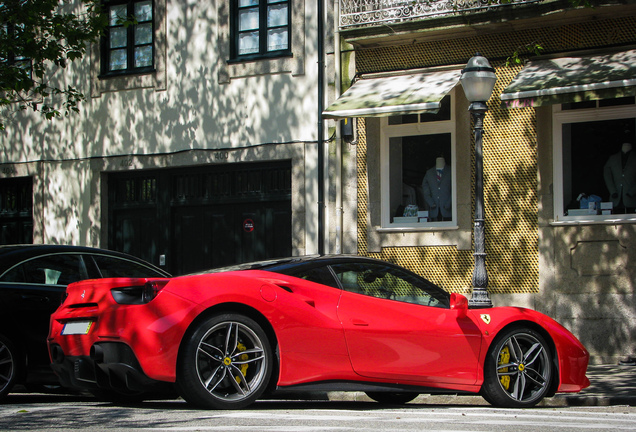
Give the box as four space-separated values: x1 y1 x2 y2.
0 333 19 400
176 314 273 409
481 327 553 408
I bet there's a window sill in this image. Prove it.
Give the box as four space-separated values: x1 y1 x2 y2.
367 224 471 252
550 216 636 226
227 52 292 64
98 68 156 80
376 224 459 233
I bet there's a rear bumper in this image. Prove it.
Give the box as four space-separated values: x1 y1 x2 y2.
49 341 166 393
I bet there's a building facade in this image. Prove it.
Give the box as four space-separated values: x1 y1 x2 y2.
1 0 634 363
0 0 337 276
324 0 636 362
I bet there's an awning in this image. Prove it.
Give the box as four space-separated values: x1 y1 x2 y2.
500 49 636 108
322 69 462 119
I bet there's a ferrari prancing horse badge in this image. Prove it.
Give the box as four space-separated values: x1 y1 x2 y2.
480 314 491 324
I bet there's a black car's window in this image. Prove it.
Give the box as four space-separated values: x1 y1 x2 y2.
329 262 449 308
91 255 166 278
0 254 88 285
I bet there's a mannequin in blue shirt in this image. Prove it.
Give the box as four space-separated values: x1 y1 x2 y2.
604 141 636 213
422 156 452 221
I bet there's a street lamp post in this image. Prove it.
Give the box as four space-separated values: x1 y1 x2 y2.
460 53 497 309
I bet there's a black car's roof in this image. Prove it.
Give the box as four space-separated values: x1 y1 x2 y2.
0 244 169 275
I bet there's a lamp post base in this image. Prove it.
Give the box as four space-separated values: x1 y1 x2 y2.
468 288 493 308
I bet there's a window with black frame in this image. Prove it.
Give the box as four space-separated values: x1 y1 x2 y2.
101 0 154 76
230 0 290 61
1 23 32 80
557 97 636 219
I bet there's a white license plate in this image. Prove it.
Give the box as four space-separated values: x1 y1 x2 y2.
61 321 93 335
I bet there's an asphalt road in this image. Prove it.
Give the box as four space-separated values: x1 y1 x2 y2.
1 392 635 432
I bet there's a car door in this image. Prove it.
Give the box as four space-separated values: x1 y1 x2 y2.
0 253 89 367
332 262 483 386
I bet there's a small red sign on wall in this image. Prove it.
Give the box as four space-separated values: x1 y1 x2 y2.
243 219 254 232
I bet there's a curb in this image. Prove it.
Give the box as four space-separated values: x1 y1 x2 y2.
278 364 636 407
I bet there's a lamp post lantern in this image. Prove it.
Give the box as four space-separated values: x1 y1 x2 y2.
460 53 497 309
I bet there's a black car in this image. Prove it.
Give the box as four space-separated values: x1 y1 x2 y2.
0 245 170 400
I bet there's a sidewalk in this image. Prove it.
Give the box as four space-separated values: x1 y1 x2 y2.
323 364 636 406
559 363 636 406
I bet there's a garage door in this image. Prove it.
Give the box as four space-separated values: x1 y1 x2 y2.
0 177 33 245
108 161 292 275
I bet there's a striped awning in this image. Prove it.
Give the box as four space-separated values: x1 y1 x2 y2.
500 49 636 108
323 68 462 119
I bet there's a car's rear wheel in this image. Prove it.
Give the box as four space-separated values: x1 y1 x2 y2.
481 327 553 408
365 391 419 405
176 314 273 409
0 334 19 400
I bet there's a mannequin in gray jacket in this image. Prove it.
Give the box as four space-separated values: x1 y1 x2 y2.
422 157 452 221
604 142 636 213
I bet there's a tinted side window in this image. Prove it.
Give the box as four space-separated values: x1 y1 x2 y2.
291 266 339 288
91 255 165 278
329 262 449 308
0 254 88 285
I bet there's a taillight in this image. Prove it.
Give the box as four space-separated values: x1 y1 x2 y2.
142 280 169 303
111 280 169 305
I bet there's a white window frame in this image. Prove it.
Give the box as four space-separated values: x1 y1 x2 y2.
380 91 457 230
552 102 636 223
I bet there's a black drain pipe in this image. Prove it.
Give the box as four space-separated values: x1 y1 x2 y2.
317 0 325 255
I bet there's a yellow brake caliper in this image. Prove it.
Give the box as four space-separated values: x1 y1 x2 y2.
234 342 249 384
499 346 511 390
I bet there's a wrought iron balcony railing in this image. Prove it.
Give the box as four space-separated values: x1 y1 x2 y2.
339 0 543 29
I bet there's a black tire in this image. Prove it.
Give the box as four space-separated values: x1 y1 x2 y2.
366 391 419 405
0 333 19 400
176 314 273 409
481 327 553 408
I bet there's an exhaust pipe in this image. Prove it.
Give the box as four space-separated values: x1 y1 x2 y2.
50 345 65 364
90 344 104 363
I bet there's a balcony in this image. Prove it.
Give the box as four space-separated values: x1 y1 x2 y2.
339 0 543 29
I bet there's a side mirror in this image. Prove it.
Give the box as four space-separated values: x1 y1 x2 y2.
450 293 468 318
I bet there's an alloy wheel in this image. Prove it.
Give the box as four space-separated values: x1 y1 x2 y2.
481 327 553 408
0 336 16 399
179 315 272 409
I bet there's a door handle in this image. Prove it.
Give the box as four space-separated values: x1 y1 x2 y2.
351 319 369 326
21 294 50 303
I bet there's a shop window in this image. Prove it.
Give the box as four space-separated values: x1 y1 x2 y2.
553 97 636 221
381 95 456 228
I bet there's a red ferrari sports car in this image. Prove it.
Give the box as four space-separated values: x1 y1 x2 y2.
48 255 589 409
